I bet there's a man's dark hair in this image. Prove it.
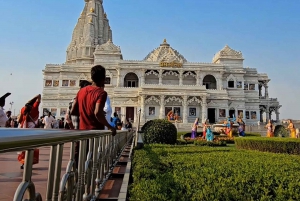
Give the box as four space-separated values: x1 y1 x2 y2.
91 65 106 84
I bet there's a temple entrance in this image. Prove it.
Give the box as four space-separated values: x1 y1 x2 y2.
207 108 216 123
229 108 235 118
126 107 134 123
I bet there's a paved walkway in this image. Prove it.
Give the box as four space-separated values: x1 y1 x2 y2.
0 144 71 200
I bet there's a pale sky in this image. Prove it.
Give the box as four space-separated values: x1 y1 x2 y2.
0 0 299 119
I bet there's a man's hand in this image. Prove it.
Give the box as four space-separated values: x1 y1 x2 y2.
110 128 117 136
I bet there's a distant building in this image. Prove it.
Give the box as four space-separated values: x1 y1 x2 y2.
42 0 281 125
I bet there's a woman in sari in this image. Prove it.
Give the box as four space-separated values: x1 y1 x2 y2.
18 94 41 169
265 120 274 137
191 118 199 139
19 94 41 128
237 118 245 137
287 119 296 138
202 119 208 139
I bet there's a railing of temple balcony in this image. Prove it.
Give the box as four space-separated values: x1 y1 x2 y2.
0 129 134 201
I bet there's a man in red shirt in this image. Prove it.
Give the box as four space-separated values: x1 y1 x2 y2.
71 65 116 135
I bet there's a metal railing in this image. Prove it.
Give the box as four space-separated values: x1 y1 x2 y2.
0 129 133 201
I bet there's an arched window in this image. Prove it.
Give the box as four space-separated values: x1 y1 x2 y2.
203 75 217 89
124 73 139 87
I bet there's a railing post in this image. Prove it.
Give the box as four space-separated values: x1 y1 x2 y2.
52 144 64 201
90 136 100 200
13 149 41 201
76 139 87 201
46 145 57 201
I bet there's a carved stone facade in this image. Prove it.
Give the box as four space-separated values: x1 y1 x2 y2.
42 1 281 125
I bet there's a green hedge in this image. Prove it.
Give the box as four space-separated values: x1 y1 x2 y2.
130 145 300 201
143 119 177 144
235 137 300 154
274 125 289 137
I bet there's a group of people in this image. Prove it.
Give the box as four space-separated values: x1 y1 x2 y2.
1 65 133 132
1 65 132 168
190 115 246 140
265 119 299 138
191 118 210 139
167 110 180 121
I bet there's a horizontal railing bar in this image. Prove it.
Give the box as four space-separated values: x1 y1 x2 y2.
0 129 127 153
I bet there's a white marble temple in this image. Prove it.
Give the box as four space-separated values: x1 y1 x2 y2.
42 0 281 125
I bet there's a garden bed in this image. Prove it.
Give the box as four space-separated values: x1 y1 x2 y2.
130 145 300 201
235 137 300 154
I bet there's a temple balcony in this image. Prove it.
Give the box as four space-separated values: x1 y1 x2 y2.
142 84 206 90
259 97 280 105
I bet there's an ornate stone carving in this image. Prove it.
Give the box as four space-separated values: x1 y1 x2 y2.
213 45 243 63
162 71 179 77
164 96 183 105
96 39 121 52
226 74 236 82
145 70 159 76
144 39 187 63
77 73 89 80
187 96 202 105
183 71 196 78
145 96 160 105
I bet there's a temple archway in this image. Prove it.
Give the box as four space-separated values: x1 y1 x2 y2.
203 75 217 89
124 73 139 87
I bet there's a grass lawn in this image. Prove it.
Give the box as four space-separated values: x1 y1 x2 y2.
130 144 300 201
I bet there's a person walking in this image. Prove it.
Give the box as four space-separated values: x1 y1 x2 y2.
111 112 121 129
43 112 55 129
19 94 41 128
0 93 11 127
70 65 116 135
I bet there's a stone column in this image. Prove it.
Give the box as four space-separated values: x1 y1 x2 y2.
140 95 145 123
276 108 280 123
260 110 263 123
182 95 188 123
258 83 262 97
140 69 145 87
269 109 272 122
159 69 163 85
266 106 270 123
196 71 200 86
201 96 207 123
265 85 269 98
121 107 126 122
159 95 165 119
140 75 145 87
117 70 122 87
179 71 183 86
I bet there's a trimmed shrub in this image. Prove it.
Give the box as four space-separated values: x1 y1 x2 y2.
176 139 194 145
274 125 289 137
141 120 154 133
194 140 226 147
235 137 300 154
143 119 177 144
130 145 300 201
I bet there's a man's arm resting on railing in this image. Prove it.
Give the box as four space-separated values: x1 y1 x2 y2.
95 102 116 136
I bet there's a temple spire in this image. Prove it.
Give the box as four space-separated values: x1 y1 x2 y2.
66 0 112 64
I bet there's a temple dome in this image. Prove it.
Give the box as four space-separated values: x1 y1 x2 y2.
144 39 187 63
213 45 243 63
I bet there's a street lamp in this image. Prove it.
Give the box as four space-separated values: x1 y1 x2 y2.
9 101 14 111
